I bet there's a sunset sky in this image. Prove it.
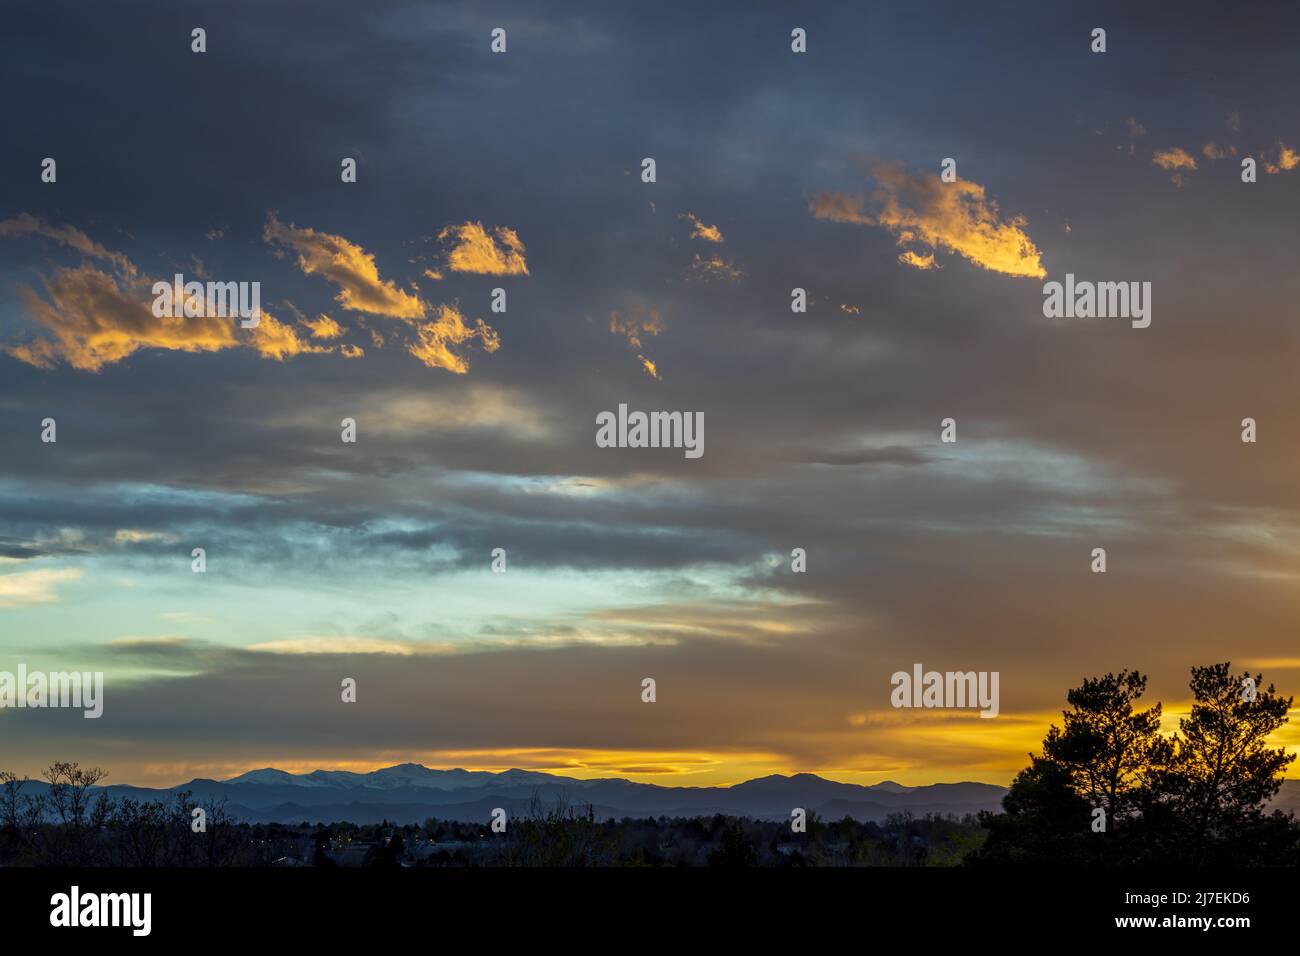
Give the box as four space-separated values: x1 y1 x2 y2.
2 0 1299 789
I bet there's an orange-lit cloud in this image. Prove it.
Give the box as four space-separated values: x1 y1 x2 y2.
2 216 359 371
1152 147 1198 170
406 303 500 374
810 163 1046 279
438 221 529 275
265 217 505 372
1264 142 1300 175
609 309 664 379
8 265 242 371
687 253 745 282
0 213 137 277
301 313 343 339
898 250 937 270
681 212 724 243
250 311 332 361
264 215 425 319
1202 141 1236 161
609 309 663 350
1152 147 1198 185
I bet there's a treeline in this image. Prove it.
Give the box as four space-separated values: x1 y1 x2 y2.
0 772 983 867
969 663 1300 866
455 795 985 866
1 762 255 866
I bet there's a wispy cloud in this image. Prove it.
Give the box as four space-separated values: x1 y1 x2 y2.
265 214 425 319
810 163 1046 278
687 253 745 282
1201 141 1236 161
609 309 663 350
407 303 500 374
0 567 81 607
0 213 137 277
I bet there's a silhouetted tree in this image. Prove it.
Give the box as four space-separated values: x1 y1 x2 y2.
972 662 1299 867
41 762 108 866
1144 663 1295 865
707 819 758 867
1042 672 1166 817
968 757 1100 865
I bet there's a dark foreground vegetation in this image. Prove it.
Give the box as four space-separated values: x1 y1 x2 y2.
0 772 983 866
3 662 1297 867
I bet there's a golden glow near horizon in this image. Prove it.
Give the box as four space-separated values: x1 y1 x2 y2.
68 702 1300 791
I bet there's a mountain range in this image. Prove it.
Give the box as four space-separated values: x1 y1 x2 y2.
24 764 1012 825
25 764 1300 826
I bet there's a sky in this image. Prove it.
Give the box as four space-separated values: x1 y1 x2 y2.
2 0 1299 789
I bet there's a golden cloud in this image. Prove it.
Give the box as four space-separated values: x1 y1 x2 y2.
1 217 331 370
1152 147 1198 182
264 215 425 318
681 212 725 243
1264 142 1300 175
898 250 937 270
302 313 343 339
8 265 242 371
250 312 332 361
609 309 663 350
438 221 529 275
608 308 664 379
245 637 443 656
3 215 505 374
406 303 501 374
12 269 326 371
810 163 1046 279
0 213 137 277
687 253 745 282
1201 141 1236 161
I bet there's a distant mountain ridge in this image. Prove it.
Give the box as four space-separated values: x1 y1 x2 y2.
19 763 1013 825
24 764 1298 826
